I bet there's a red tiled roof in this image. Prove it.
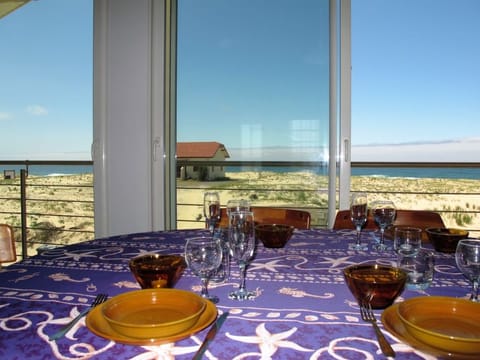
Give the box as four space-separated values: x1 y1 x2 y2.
176 142 230 159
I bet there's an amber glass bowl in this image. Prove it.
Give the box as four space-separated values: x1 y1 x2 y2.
425 227 469 253
129 254 186 288
255 224 294 248
343 264 407 309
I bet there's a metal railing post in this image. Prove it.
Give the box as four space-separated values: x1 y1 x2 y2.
20 169 27 259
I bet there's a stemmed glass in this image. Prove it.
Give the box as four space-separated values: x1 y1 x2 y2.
349 192 368 250
371 200 396 251
185 236 223 303
204 191 221 233
228 210 256 300
226 199 250 217
455 239 480 302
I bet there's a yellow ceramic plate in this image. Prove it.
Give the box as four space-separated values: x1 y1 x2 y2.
382 303 480 359
101 289 206 339
397 296 480 355
86 296 217 345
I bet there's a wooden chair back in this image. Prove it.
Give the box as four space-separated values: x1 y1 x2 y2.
389 209 446 242
0 224 16 266
333 209 445 242
333 210 378 230
217 206 311 229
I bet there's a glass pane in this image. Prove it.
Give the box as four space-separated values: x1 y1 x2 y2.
352 0 480 162
0 0 94 252
0 0 93 160
351 0 480 236
177 0 330 229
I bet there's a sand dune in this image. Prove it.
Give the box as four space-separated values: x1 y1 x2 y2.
178 171 480 236
2 171 478 258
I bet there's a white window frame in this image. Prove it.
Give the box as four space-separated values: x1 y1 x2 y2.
93 0 351 236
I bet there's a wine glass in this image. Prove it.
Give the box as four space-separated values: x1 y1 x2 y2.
226 199 250 217
349 192 368 250
372 200 396 251
455 239 480 302
228 210 256 300
204 191 221 233
185 236 223 303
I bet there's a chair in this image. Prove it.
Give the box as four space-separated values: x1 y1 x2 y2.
217 206 311 229
333 209 445 242
0 224 16 268
389 209 446 242
333 210 378 230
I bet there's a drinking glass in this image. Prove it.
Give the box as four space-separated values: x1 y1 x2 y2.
455 239 480 302
397 248 434 290
349 192 368 250
228 210 256 300
204 191 221 233
394 226 422 254
372 200 396 251
185 236 223 303
226 199 250 217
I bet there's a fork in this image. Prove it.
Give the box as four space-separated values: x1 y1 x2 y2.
360 302 395 358
49 293 108 341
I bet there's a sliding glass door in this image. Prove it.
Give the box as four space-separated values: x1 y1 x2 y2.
175 0 333 228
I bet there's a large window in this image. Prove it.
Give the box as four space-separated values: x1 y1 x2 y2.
176 0 332 228
90 1 480 236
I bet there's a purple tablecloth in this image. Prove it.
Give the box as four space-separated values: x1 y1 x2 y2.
0 229 469 359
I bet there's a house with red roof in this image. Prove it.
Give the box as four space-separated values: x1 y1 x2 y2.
176 142 230 180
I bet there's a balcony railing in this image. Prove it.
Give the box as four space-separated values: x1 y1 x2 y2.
1 160 479 262
0 160 94 259
176 160 480 238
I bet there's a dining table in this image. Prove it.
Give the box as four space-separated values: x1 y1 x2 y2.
0 228 473 359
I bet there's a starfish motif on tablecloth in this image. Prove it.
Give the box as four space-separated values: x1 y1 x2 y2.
135 343 199 359
316 256 356 269
56 250 99 261
247 260 290 272
226 322 312 359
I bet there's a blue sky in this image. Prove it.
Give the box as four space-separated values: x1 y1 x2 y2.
351 0 480 161
0 0 478 161
0 0 93 160
177 0 330 158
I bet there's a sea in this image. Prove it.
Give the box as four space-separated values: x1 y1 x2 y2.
226 166 480 180
0 165 93 177
1 164 479 180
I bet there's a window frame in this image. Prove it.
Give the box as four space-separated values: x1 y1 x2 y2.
93 0 352 236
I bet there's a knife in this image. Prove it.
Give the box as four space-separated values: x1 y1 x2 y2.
192 311 229 360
